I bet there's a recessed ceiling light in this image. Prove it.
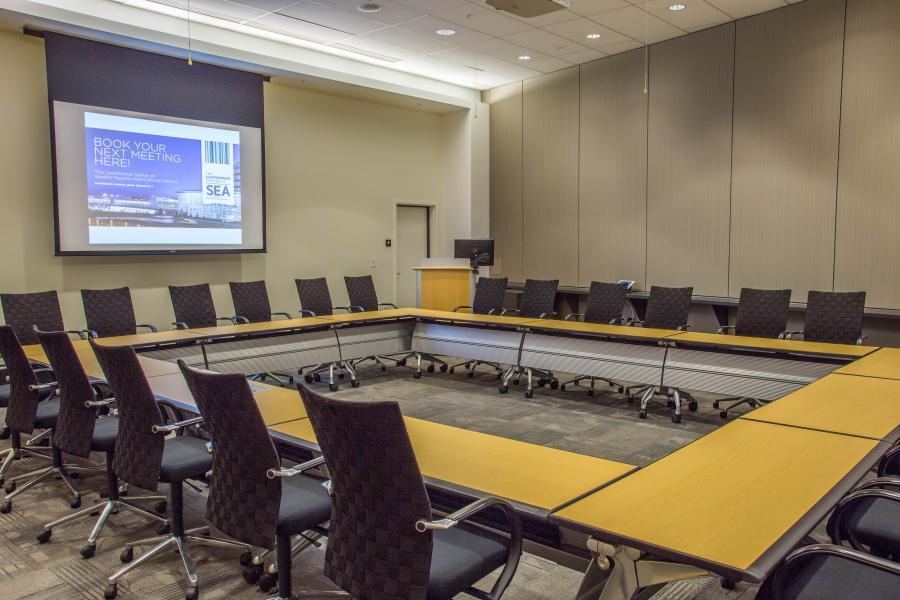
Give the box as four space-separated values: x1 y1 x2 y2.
668 3 686 10
357 2 382 13
585 33 601 39
517 55 531 61
436 28 456 36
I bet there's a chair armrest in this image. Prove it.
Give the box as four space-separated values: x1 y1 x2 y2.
86 397 116 408
28 381 59 392
770 544 900 596
499 308 519 316
271 312 292 320
228 316 249 325
878 445 900 477
173 322 189 330
266 456 326 479
850 477 900 493
152 416 204 434
68 330 88 340
336 305 365 313
538 311 558 319
857 335 867 345
678 324 691 331
416 496 523 600
610 316 628 325
299 309 317 317
716 325 735 335
137 324 159 333
564 313 583 322
378 303 398 309
780 330 804 340
627 319 644 327
827 488 900 548
453 305 473 313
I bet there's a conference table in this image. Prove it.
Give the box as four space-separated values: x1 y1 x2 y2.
17 307 900 600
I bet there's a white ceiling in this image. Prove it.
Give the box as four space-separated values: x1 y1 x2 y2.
111 0 803 89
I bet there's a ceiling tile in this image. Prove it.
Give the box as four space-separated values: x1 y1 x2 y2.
588 5 684 40
396 15 491 46
543 16 633 47
527 56 574 73
433 3 533 36
308 0 424 26
250 12 355 42
391 0 470 11
703 0 786 19
464 37 552 64
228 0 300 12
329 36 423 61
558 47 607 63
598 39 643 55
186 0 268 21
568 0 631 16
639 0 731 30
502 28 588 56
357 26 454 54
276 1 387 35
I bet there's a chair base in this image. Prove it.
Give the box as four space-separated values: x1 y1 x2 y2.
449 360 503 379
303 361 359 392
413 353 449 378
633 386 698 424
712 396 767 419
559 376 623 396
1 461 102 513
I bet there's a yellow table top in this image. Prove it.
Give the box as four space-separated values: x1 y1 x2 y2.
26 347 182 380
522 318 680 340
149 373 306 426
189 317 331 337
317 309 415 323
404 308 545 327
671 331 876 358
93 330 207 347
744 374 900 441
835 347 900 380
553 420 882 576
271 416 636 512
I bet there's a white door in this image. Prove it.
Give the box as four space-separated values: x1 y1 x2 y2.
396 206 429 308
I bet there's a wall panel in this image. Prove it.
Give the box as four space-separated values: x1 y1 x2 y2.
729 0 845 301
834 0 900 308
647 24 735 297
578 51 647 288
487 82 523 281
522 68 580 284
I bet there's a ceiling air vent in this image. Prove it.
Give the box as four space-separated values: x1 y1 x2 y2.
485 0 570 18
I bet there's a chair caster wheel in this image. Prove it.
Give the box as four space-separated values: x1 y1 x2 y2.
80 543 96 559
1 501 10 513
155 501 167 513
157 522 171 535
258 572 277 593
239 551 253 566
468 371 475 379
672 414 682 424
70 472 79 479
617 387 625 393
328 383 339 392
638 411 647 419
104 583 118 599
550 380 559 390
413 372 422 379
380 365 387 372
185 586 199 600
721 577 736 590
537 379 546 387
313 373 322 382
397 359 407 367
439 364 448 372
37 530 52 544
243 564 262 584
525 390 534 399
304 375 313 384
338 372 345 379
513 378 520 385
449 367 456 374
626 394 633 403
560 385 567 392
351 380 360 388
120 547 134 563
720 411 728 419
587 390 595 397
666 399 675 408
5 481 16 494
427 364 435 373
688 400 698 412
499 385 508 394
712 401 720 409
70 497 81 509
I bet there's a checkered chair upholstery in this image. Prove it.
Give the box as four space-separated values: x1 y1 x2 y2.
229 280 273 324
35 330 99 459
344 276 380 312
519 279 558 318
734 288 791 338
584 282 627 325
179 364 282 550
81 287 140 338
90 341 166 491
472 277 508 315
0 326 44 434
168 283 218 328
1 291 65 345
643 286 693 330
302 387 433 600
804 291 866 345
295 278 335 316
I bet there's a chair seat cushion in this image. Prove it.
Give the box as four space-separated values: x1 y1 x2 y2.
779 553 900 599
33 398 61 429
91 417 119 452
276 475 332 535
159 436 213 483
0 383 9 408
427 524 508 600
845 496 900 558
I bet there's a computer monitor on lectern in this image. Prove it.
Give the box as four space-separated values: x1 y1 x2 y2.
454 239 494 269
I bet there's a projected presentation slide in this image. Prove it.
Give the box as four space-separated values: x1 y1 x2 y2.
85 112 242 245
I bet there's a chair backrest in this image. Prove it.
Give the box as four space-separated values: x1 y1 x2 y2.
301 384 433 600
229 280 272 323
168 283 218 328
344 275 379 312
0 325 42 434
81 287 139 338
734 288 791 338
1 291 65 345
584 282 627 325
295 277 334 316
179 362 281 550
643 286 693 330
519 279 559 318
472 277 508 315
804 291 866 345
36 329 98 459
90 340 166 491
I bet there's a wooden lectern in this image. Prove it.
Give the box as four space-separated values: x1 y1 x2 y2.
413 259 476 312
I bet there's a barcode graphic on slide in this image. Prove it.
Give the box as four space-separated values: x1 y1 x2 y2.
203 141 231 165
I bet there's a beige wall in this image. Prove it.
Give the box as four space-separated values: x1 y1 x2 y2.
0 29 451 330
488 0 900 309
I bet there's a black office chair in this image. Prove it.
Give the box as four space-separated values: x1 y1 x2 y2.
300 384 523 600
449 276 509 379
627 286 694 423
826 477 900 561
294 277 360 389
229 280 292 324
343 275 411 373
34 332 166 558
559 281 629 396
713 288 792 418
178 364 333 600
501 278 559 319
1 290 86 344
82 287 158 338
96 348 246 600
878 445 900 478
783 291 867 345
168 283 237 329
